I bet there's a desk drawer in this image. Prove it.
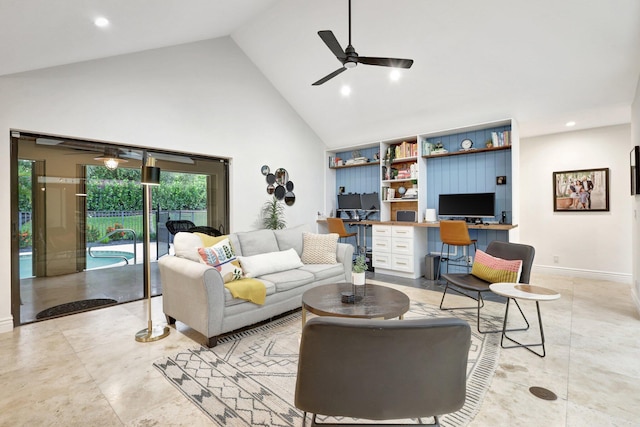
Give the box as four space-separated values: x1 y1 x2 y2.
372 236 391 253
392 226 413 238
373 252 391 269
392 237 413 255
392 254 414 273
373 225 392 237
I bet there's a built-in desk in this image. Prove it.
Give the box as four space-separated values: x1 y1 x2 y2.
357 220 517 231
315 220 517 279
358 221 517 279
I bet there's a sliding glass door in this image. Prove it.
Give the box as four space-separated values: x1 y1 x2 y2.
10 131 229 325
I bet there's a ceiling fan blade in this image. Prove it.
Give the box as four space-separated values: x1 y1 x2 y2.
312 67 347 86
318 30 346 60
357 57 414 68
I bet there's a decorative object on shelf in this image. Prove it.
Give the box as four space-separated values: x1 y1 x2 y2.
485 139 493 148
261 196 286 229
422 140 434 155
387 188 396 200
553 168 609 212
261 165 270 176
425 208 437 222
430 141 448 155
397 186 407 196
460 138 473 151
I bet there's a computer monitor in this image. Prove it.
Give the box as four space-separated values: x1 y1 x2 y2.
360 192 379 211
438 192 495 218
337 193 362 210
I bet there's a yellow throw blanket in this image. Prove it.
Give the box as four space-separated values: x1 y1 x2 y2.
224 278 267 305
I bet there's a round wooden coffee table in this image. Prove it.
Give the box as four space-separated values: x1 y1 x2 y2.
301 283 410 325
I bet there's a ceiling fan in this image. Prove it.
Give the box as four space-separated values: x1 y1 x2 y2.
312 0 414 86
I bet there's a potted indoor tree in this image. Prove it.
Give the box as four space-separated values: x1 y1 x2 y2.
352 255 368 286
261 196 286 230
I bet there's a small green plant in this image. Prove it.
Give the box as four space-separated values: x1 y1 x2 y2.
261 196 286 230
352 255 368 273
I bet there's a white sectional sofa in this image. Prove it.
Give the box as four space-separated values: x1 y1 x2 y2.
158 224 353 346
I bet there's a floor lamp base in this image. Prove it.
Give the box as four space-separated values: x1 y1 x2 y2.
135 326 170 342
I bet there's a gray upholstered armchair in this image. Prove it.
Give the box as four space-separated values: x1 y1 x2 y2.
294 316 471 426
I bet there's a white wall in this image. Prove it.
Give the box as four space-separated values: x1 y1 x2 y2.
520 125 632 283
0 37 327 332
631 75 640 311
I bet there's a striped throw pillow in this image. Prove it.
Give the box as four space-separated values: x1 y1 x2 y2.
471 249 522 283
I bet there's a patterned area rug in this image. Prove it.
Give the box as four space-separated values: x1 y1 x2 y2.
154 292 503 426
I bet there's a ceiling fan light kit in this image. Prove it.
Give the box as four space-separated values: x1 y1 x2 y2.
94 147 128 170
312 0 414 86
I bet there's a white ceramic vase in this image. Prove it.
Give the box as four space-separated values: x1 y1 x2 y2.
352 272 365 286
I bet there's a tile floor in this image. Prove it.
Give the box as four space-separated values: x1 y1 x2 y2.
1 272 639 426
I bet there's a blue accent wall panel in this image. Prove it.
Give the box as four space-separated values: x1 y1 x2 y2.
425 125 512 256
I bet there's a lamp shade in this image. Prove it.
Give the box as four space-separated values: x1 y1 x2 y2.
141 166 160 185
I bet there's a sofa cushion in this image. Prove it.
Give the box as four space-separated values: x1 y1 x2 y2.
196 238 244 283
301 232 339 264
299 263 345 281
471 249 523 283
237 248 304 278
173 232 204 262
274 224 312 256
260 269 315 292
234 229 279 257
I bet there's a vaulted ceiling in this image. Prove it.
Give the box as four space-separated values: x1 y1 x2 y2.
2 0 639 148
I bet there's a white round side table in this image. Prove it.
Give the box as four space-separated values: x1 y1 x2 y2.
489 283 560 357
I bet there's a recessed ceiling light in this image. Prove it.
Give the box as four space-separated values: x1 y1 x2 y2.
340 85 351 97
565 121 576 127
390 69 401 81
94 17 110 28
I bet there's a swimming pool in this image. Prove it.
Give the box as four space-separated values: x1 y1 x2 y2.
19 250 135 279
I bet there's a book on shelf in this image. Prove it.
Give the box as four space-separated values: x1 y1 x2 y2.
491 130 511 147
393 140 417 159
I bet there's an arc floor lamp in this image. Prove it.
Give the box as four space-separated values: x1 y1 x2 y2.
135 156 170 342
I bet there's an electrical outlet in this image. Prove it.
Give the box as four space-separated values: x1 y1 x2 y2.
553 255 559 264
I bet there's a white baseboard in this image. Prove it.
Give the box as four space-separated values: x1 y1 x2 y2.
0 316 14 334
534 265 632 284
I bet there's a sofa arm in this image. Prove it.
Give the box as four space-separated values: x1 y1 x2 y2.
158 255 226 339
336 242 354 283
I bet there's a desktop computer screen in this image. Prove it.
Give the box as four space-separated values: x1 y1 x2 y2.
360 192 379 211
337 193 362 211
